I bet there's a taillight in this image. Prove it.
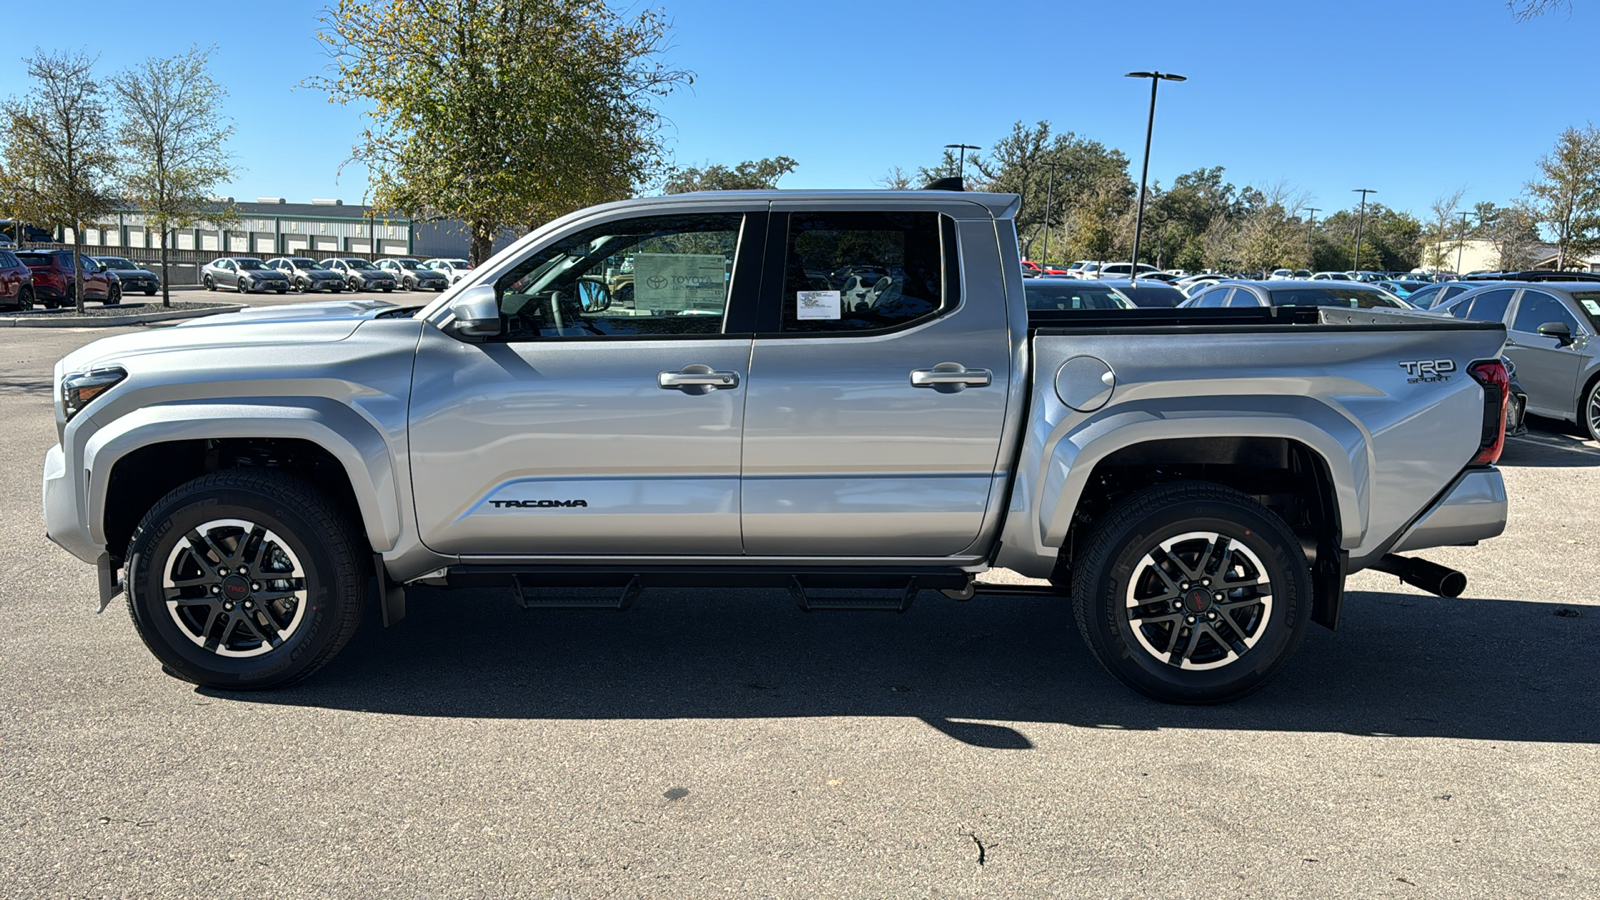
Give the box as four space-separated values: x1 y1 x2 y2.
1467 359 1508 465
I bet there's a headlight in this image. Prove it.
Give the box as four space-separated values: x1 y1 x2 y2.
62 368 126 421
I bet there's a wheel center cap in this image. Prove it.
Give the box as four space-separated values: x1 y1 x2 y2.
221 575 251 601
1184 588 1212 613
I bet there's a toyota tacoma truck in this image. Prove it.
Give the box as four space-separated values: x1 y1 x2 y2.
42 188 1511 703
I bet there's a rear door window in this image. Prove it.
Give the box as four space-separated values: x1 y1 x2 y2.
776 211 953 333
1461 288 1514 323
1192 288 1230 308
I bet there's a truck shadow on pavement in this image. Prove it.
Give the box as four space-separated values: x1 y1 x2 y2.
1503 417 1600 467
212 585 1600 748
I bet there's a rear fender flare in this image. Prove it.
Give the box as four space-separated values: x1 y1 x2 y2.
1034 397 1368 553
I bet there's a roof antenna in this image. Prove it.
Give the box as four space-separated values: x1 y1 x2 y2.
921 177 965 191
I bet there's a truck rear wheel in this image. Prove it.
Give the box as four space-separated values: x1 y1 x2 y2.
123 470 366 690
1070 482 1309 704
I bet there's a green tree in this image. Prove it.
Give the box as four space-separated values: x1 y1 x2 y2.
1525 124 1600 269
0 50 119 314
663 157 797 193
110 47 238 307
971 121 1129 264
313 0 692 263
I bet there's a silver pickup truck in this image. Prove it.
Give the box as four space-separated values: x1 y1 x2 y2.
42 189 1511 703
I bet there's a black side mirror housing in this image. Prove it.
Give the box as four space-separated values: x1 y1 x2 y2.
1537 321 1575 345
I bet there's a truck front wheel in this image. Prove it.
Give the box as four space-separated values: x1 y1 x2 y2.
123 470 366 690
1070 482 1310 704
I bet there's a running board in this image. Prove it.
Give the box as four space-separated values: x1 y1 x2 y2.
788 576 918 613
515 574 643 610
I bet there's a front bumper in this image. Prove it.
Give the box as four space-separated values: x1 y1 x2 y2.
43 442 99 564
1389 467 1507 554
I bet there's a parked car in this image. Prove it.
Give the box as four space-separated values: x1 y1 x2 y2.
1022 279 1136 310
43 187 1510 705
1087 277 1188 307
377 257 451 291
321 257 397 292
1461 270 1600 284
1375 279 1432 299
1404 281 1477 310
93 257 160 296
201 257 291 294
1093 262 1163 279
1433 280 1600 437
1181 281 1411 311
265 257 346 293
1311 271 1353 281
424 258 474 284
16 250 120 307
0 248 35 310
1268 268 1294 280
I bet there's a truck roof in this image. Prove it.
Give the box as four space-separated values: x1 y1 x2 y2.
581 189 1022 220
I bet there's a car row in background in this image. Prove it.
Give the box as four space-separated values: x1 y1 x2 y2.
16 250 120 307
1179 280 1410 311
199 256 476 294
1023 277 1186 310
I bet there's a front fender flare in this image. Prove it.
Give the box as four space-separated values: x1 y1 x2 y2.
82 398 401 552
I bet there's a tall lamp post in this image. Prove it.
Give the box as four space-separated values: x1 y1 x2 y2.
1125 71 1186 282
1456 210 1471 276
1039 160 1065 267
1351 188 1377 272
944 143 979 186
1303 207 1320 270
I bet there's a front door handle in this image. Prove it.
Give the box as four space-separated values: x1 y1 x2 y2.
659 364 740 393
910 362 993 391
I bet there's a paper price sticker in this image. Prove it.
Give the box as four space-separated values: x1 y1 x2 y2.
1582 299 1600 316
797 290 841 320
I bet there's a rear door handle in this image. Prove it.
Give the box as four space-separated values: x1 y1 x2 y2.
910 362 993 390
659 364 740 391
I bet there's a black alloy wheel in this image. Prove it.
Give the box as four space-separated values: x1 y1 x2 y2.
1583 379 1600 442
124 469 366 689
203 275 215 291
106 283 121 306
1069 481 1310 704
15 286 32 311
235 277 247 294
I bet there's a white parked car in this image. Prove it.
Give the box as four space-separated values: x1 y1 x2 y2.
425 258 475 284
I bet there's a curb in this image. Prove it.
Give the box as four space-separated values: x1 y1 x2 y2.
0 303 246 328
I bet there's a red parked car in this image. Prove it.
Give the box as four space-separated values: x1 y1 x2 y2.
15 250 120 308
0 249 35 310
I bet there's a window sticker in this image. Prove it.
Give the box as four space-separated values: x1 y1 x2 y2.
796 290 841 320
1581 299 1600 316
632 253 727 313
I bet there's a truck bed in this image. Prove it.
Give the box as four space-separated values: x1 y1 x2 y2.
1027 305 1505 333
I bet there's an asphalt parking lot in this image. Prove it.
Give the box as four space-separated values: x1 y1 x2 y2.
2 320 1597 898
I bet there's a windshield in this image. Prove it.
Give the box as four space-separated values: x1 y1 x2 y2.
1024 282 1133 310
236 258 266 270
343 259 377 270
1118 285 1185 307
393 259 421 269
436 259 470 268
1267 287 1405 309
97 258 135 269
288 258 325 269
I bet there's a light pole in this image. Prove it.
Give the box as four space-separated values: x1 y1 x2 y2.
1351 188 1376 271
1456 210 1471 276
944 143 979 186
1039 160 1065 267
1302 207 1320 274
1126 71 1186 281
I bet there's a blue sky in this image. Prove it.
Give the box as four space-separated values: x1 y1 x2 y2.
2 0 1591 218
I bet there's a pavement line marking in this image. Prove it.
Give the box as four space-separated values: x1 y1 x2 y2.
1507 434 1600 456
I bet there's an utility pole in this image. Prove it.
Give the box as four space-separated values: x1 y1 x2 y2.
1039 160 1065 267
1456 210 1471 276
944 143 980 186
1303 207 1320 269
1351 188 1377 272
1125 71 1187 281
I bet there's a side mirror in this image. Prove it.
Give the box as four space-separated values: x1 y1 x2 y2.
1537 321 1574 345
576 278 611 313
445 284 502 339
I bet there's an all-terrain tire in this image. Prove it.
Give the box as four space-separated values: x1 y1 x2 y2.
1070 481 1310 705
124 469 367 690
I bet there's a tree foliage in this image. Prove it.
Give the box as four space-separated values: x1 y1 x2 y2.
312 0 692 262
0 50 119 313
1524 124 1600 269
663 157 796 193
970 122 1129 264
111 46 238 307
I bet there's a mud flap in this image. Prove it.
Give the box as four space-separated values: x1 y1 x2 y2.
96 552 124 613
375 553 405 626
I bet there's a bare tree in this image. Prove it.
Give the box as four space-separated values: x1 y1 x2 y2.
111 47 238 307
1423 187 1468 271
0 50 119 313
1525 124 1600 269
1509 0 1573 20
875 166 914 190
